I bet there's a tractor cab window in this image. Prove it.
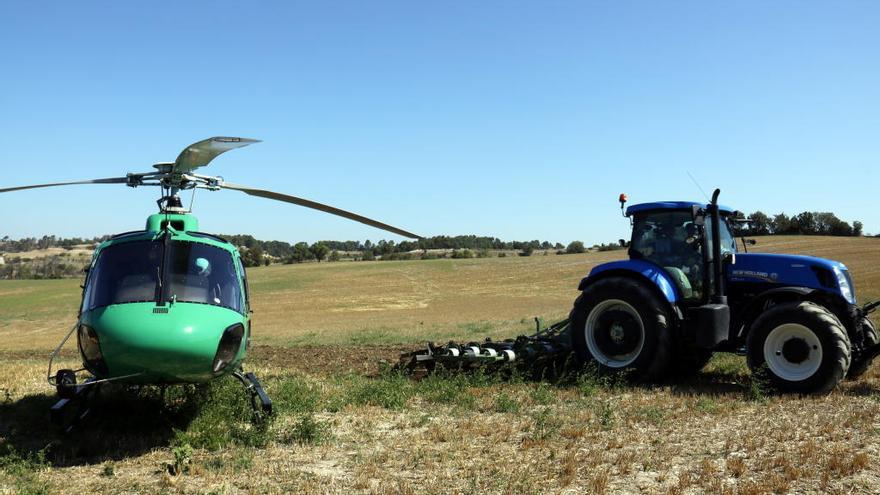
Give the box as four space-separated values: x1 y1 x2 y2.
83 240 163 311
705 215 737 258
167 241 243 313
630 211 704 300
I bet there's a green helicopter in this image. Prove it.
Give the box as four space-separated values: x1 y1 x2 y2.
0 137 420 426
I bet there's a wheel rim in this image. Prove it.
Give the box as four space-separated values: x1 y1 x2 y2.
584 299 645 368
763 323 823 381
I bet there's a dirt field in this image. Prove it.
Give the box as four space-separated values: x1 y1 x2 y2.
1 235 880 494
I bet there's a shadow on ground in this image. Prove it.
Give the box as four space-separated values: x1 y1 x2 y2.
0 382 228 467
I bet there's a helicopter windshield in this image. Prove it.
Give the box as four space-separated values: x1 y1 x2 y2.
83 239 243 313
166 241 242 312
83 240 162 311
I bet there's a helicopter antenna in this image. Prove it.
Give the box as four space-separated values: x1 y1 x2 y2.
686 171 711 202
188 187 197 213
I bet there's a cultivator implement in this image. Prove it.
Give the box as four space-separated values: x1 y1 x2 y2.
397 318 576 378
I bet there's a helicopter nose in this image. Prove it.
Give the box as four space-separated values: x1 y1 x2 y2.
83 303 246 383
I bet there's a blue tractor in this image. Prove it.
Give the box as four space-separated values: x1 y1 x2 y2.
570 189 879 393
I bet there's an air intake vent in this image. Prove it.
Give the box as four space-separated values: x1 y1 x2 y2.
153 307 169 314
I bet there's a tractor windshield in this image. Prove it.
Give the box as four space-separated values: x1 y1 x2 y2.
82 239 243 313
630 210 705 300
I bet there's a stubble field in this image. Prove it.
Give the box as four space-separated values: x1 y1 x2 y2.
1 235 880 494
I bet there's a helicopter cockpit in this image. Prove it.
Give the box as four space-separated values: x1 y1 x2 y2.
82 238 244 314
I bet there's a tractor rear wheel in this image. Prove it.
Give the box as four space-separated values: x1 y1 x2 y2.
569 276 672 381
847 317 878 380
746 301 851 394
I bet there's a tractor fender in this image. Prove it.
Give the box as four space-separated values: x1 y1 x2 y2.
577 261 683 320
734 286 830 339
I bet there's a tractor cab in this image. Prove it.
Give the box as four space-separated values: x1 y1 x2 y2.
626 202 736 301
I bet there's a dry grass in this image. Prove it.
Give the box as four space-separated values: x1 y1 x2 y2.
2 357 880 494
1 235 880 493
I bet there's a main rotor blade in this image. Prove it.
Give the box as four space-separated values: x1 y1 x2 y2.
0 177 129 194
175 137 260 173
221 182 421 239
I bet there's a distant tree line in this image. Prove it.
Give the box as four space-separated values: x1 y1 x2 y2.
223 234 583 266
737 211 863 237
0 234 109 253
1 208 869 276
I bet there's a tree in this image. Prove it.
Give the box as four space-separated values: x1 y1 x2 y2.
772 213 792 235
289 242 313 263
748 211 771 236
328 250 341 262
239 245 264 267
792 212 816 235
310 242 330 262
854 221 863 237
565 241 586 254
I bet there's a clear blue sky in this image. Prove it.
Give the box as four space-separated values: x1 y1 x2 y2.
1 1 878 245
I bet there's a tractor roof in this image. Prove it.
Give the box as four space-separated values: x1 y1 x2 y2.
625 201 735 216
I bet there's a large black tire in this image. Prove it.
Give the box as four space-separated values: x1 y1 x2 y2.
746 301 851 394
569 276 672 381
847 317 878 379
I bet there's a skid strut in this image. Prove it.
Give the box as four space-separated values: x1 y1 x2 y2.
50 378 98 433
233 370 273 416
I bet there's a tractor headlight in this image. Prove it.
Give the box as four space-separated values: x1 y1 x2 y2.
833 267 856 304
77 324 108 375
212 323 245 374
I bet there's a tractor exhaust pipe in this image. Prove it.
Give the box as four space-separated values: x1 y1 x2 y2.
709 189 727 305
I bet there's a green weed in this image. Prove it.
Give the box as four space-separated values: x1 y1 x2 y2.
346 372 413 410
167 442 193 476
175 378 273 450
273 375 321 414
530 408 562 440
494 393 521 414
281 413 331 445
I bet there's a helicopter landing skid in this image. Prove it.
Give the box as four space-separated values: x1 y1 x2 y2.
232 370 273 418
50 378 98 433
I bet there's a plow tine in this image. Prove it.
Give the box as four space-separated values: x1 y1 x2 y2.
395 318 573 377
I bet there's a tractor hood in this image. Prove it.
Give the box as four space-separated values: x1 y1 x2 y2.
729 253 855 304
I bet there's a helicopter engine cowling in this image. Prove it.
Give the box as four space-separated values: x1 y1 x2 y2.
80 302 248 384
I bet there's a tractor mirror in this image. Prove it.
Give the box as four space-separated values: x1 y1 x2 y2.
691 205 705 226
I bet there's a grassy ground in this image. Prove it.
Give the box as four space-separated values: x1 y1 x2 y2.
1 235 880 493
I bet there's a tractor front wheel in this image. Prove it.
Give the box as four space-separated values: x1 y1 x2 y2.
570 277 672 381
746 301 851 394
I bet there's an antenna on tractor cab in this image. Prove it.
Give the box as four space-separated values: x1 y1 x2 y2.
687 171 711 202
